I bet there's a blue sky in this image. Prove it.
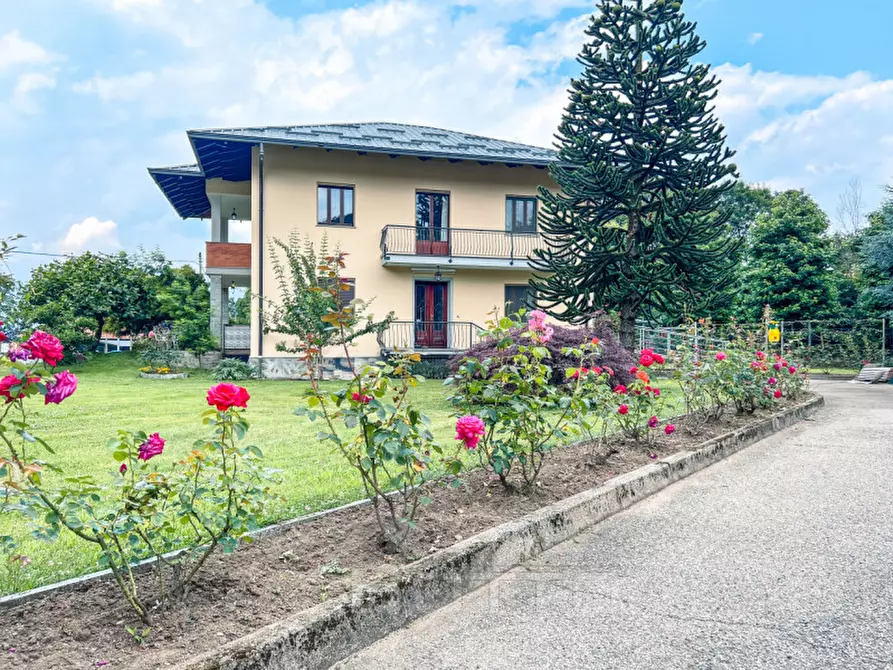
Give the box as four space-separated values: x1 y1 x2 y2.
2 0 892 279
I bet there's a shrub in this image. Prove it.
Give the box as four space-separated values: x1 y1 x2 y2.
212 357 258 381
448 312 635 386
0 325 278 624
294 254 452 552
409 359 451 380
135 325 179 371
612 349 667 440
445 311 601 488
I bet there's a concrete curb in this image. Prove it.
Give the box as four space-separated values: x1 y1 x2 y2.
180 394 824 670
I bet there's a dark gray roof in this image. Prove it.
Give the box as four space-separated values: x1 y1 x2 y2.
187 122 557 167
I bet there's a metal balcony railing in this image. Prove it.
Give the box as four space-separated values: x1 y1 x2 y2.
378 320 484 352
223 325 250 352
379 225 543 263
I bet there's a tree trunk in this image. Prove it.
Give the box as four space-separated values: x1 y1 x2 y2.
95 316 105 344
619 300 638 351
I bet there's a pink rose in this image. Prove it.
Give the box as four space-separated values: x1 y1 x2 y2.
22 331 64 367
44 371 77 405
653 353 665 365
653 388 661 397
352 392 372 404
715 352 727 361
527 310 547 331
788 366 796 374
664 424 676 435
455 415 485 450
206 383 250 411
137 433 165 461
647 415 658 429
768 377 777 386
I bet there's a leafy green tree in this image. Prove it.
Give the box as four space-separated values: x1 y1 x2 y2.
263 232 339 353
532 0 738 348
19 252 163 352
229 292 251 325
739 190 839 321
694 182 773 320
156 266 216 361
858 196 893 318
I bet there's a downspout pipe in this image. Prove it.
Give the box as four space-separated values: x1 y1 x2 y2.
257 142 265 356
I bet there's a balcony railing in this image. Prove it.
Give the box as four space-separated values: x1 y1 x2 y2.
223 324 250 352
379 225 544 264
378 321 484 353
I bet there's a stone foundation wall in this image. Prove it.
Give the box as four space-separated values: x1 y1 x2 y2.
249 356 381 380
174 351 223 369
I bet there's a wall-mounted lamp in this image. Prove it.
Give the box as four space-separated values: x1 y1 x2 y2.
230 208 238 221
434 266 442 281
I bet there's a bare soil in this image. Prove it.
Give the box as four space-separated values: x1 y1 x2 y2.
0 404 797 669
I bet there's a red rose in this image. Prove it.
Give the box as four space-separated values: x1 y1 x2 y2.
664 424 676 435
774 389 782 399
653 353 665 365
617 404 629 415
22 331 64 367
614 384 628 394
0 374 39 403
206 383 250 411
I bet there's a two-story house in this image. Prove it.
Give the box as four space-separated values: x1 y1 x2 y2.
149 122 557 378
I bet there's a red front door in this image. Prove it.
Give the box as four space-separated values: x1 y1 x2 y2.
414 282 448 349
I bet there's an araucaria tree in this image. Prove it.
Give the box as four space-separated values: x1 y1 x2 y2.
532 0 738 348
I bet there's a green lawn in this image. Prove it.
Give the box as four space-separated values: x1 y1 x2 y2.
1 354 684 594
1 353 461 594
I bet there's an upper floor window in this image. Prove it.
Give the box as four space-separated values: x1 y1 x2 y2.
506 196 537 234
505 284 537 317
318 185 354 226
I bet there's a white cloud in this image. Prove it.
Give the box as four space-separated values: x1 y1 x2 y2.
72 70 156 101
59 217 121 253
747 32 763 45
0 31 56 71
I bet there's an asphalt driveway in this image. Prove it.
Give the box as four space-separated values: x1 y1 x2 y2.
337 381 893 670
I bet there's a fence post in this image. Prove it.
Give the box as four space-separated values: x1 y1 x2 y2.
666 329 671 356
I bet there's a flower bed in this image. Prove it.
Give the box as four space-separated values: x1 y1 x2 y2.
0 395 816 669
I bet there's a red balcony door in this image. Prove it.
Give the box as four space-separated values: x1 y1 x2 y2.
414 281 448 349
415 192 450 256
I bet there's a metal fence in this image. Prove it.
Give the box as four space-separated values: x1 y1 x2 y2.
637 319 891 371
378 320 484 353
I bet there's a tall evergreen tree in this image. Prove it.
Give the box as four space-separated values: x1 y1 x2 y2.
532 0 738 348
858 195 893 318
739 190 839 321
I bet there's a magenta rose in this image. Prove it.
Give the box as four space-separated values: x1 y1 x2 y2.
206 383 250 411
137 433 165 461
22 331 64 367
664 424 676 435
455 415 486 450
44 371 78 405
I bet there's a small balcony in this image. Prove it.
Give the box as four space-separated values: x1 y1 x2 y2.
206 242 251 273
379 225 544 270
378 320 484 355
222 325 250 354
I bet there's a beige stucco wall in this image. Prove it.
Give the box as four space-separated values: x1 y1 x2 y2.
251 145 555 359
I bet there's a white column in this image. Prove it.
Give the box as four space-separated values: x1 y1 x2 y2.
209 194 228 243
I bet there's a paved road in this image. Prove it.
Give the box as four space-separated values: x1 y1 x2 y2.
336 382 893 670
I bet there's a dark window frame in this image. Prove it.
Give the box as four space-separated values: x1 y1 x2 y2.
317 184 355 227
505 196 537 234
504 284 537 317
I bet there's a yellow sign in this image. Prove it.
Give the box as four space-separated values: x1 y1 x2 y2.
767 322 781 343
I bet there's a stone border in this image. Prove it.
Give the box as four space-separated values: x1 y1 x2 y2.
139 372 190 379
177 394 823 670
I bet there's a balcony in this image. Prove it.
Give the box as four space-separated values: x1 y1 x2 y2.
206 242 251 274
378 321 484 354
222 325 250 354
379 225 544 270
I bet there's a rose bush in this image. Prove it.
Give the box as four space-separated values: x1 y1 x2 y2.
0 324 278 624
295 254 454 552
